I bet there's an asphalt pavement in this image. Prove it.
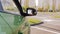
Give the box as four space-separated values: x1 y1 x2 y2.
26 12 60 34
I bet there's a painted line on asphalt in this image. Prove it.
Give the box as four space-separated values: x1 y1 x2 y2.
31 26 60 34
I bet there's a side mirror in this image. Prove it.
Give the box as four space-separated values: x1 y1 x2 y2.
13 0 37 16
26 8 37 16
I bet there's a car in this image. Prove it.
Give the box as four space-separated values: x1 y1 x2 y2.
0 0 37 34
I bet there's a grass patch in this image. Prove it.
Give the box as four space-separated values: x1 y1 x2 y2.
53 15 60 18
28 18 42 25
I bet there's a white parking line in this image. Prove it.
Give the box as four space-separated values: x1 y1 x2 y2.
31 26 60 34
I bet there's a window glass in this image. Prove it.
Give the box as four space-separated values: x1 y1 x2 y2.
1 0 20 14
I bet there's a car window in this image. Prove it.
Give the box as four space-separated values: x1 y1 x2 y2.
1 0 20 14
